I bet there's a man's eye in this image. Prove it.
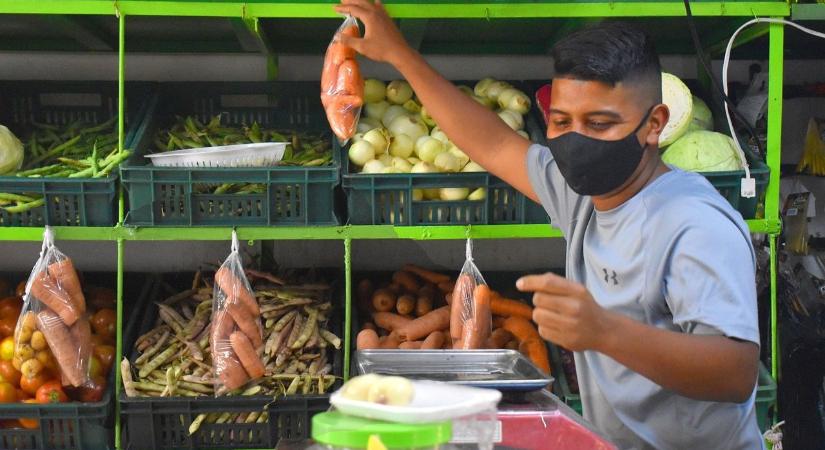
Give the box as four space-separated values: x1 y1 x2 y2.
552 120 570 128
588 121 613 130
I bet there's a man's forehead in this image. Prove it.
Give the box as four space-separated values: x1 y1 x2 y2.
550 78 641 114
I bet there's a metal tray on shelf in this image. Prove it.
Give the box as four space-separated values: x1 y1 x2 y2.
355 349 552 392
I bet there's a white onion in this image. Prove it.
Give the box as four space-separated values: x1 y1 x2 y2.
366 101 390 121
381 105 409 128
462 161 486 172
389 115 429 142
391 157 413 173
412 189 424 201
403 99 421 113
424 189 441 200
498 88 531 115
357 117 382 134
485 81 511 101
420 106 436 127
440 187 470 201
380 167 402 174
472 95 496 110
411 161 437 173
430 128 449 144
389 134 414 158
457 85 474 96
474 78 496 97
516 130 529 139
362 159 386 174
386 80 413 105
407 157 421 165
377 153 394 167
498 109 524 130
447 146 470 168
434 152 460 173
364 79 387 103
415 136 446 163
468 187 487 201
349 140 376 167
363 128 390 154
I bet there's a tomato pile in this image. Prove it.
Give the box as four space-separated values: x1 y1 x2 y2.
0 277 116 430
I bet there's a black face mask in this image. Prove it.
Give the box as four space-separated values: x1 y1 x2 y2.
547 107 653 196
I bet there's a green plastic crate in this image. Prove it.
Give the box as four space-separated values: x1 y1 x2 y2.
697 147 770 220
549 345 777 432
342 80 548 226
0 81 148 227
120 82 341 227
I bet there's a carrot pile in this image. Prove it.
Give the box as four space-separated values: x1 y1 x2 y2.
16 257 92 388
355 265 550 375
321 17 363 143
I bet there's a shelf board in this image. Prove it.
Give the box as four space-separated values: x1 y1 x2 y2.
792 3 825 21
0 1 790 18
0 219 778 241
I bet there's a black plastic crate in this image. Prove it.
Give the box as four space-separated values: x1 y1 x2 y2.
120 82 341 227
0 81 150 227
341 80 548 226
121 270 342 450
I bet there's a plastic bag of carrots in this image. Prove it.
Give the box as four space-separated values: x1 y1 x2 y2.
451 239 492 349
14 227 92 388
210 231 264 395
321 14 363 144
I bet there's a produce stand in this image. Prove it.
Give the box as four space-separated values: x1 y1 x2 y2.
0 0 808 448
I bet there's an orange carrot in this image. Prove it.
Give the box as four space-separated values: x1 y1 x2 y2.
472 284 492 345
519 338 551 375
69 318 92 380
356 329 380 350
230 331 265 379
396 294 415 316
450 274 473 340
335 59 364 98
397 306 450 342
402 264 451 285
392 271 420 293
488 328 514 349
492 316 506 328
490 295 533 321
226 302 262 349
372 312 411 332
47 258 86 314
372 289 396 313
215 348 249 390
379 332 401 349
215 267 259 316
415 295 433 317
362 322 376 331
211 309 235 344
437 280 455 294
31 271 79 326
504 340 519 350
502 316 541 343
458 318 484 349
36 310 84 387
399 341 423 350
422 331 445 349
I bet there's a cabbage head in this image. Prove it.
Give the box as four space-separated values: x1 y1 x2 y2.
662 130 742 172
0 125 23 175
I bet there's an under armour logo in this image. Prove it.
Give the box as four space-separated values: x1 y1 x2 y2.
603 269 618 286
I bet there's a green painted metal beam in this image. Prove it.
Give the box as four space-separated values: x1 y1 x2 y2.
0 1 790 18
230 18 266 52
0 226 119 241
792 3 825 21
241 17 280 79
766 21 783 382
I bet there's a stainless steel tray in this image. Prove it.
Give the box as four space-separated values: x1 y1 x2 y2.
355 349 553 392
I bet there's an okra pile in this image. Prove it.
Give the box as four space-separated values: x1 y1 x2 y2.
122 269 341 435
0 118 131 213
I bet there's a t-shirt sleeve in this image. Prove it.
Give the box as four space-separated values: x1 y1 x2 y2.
662 210 760 345
526 143 581 235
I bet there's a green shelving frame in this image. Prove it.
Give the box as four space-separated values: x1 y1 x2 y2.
0 1 795 449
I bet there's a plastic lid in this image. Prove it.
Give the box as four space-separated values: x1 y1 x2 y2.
312 412 451 448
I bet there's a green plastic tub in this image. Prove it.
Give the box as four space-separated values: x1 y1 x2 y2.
0 81 149 227
120 82 341 227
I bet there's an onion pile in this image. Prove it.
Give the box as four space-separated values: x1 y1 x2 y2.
348 78 532 202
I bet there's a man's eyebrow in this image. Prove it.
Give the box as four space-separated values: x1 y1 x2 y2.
547 109 624 121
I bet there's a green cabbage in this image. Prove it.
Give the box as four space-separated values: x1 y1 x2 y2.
659 73 693 147
662 130 742 172
689 95 713 131
0 125 23 175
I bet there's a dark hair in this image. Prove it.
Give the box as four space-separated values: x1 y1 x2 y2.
552 22 661 101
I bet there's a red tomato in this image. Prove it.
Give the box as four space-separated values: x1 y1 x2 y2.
0 360 20 387
0 381 16 403
66 376 105 403
93 345 115 376
90 309 116 340
35 381 67 404
20 373 49 396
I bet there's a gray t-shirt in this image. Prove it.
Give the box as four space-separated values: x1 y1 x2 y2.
526 144 763 450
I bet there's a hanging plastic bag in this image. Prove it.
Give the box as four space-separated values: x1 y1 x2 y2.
321 15 363 144
14 227 91 388
451 239 491 349
211 231 264 394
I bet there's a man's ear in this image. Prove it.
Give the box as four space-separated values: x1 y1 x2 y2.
643 103 670 148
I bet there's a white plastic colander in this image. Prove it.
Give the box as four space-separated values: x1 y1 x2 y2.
144 142 288 168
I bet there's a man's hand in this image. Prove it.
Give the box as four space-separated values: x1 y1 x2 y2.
334 0 411 67
517 272 613 352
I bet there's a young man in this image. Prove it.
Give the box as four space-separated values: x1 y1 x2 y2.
335 1 763 448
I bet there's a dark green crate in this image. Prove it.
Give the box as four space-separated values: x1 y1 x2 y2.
121 270 342 450
0 81 149 227
549 345 777 432
698 148 770 220
341 80 548 226
120 82 341 227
